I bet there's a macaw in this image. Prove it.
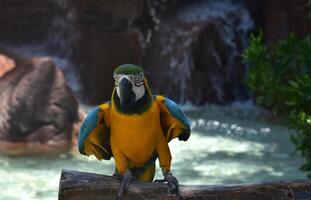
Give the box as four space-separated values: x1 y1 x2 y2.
78 64 191 199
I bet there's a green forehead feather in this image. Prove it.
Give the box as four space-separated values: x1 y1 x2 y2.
114 64 144 75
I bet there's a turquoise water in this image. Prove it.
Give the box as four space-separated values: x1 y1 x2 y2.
0 104 307 200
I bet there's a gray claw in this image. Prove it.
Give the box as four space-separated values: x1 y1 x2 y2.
117 170 132 199
163 172 184 199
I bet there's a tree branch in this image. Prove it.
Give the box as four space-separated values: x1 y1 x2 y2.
59 169 311 200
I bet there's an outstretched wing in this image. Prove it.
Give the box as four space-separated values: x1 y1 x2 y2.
155 96 191 142
78 102 112 160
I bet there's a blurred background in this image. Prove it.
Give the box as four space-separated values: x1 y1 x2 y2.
0 0 310 199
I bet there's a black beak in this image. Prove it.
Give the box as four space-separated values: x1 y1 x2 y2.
119 78 135 109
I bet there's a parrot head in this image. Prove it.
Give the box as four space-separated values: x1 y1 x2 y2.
113 64 151 113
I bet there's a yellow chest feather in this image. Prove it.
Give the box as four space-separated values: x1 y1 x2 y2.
109 101 163 166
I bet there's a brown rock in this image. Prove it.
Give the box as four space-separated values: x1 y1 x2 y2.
0 0 147 104
0 54 78 155
0 54 15 77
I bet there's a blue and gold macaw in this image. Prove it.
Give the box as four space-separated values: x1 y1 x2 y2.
78 64 191 199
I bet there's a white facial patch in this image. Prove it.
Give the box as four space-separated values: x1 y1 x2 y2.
114 73 145 102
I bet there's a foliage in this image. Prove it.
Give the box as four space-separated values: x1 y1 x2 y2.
243 33 311 177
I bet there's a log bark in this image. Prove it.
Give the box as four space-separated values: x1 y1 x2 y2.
59 169 311 200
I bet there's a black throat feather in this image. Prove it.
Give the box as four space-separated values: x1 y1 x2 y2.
113 86 152 115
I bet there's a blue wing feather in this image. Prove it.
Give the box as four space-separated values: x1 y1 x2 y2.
163 98 191 129
156 96 191 141
78 107 100 154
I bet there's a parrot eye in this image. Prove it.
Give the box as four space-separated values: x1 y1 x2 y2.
134 73 144 86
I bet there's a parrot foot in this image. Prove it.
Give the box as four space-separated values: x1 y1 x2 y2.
116 170 132 200
154 172 185 200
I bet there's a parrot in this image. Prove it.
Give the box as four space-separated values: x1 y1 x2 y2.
78 64 191 199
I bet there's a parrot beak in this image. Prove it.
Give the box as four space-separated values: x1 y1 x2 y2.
119 78 136 109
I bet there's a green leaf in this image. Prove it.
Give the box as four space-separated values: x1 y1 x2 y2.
288 80 299 88
243 33 311 177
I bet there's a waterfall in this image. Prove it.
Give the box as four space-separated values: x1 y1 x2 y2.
46 0 81 93
0 0 255 105
145 0 254 104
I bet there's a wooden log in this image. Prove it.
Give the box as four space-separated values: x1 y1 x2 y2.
59 169 311 200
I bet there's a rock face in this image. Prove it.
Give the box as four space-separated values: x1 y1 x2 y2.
0 0 310 105
72 0 145 103
74 28 143 103
246 0 311 45
0 0 64 45
0 0 147 104
0 54 78 155
144 1 253 104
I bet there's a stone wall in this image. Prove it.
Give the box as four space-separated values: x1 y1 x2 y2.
0 0 310 104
